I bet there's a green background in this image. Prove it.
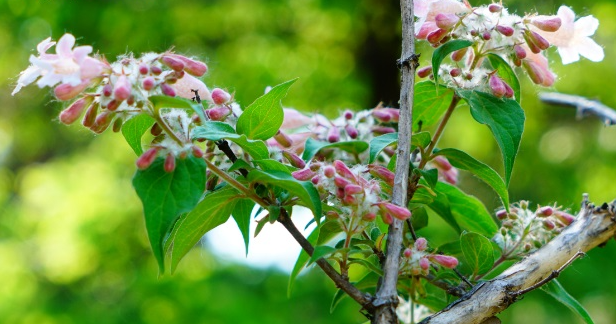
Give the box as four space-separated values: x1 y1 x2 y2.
1 0 616 323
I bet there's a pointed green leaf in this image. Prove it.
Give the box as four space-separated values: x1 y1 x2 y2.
317 220 344 245
432 40 473 85
170 185 240 273
247 170 321 220
348 257 383 276
121 114 156 156
192 122 270 160
229 159 253 173
253 159 293 174
236 78 297 140
368 131 432 163
457 90 525 186
288 223 321 296
148 95 195 110
232 199 255 256
414 81 456 131
410 206 429 230
434 148 509 210
542 280 595 324
302 138 369 162
460 232 494 276
419 168 438 189
426 185 460 233
487 53 521 103
307 246 338 265
330 289 346 313
132 157 206 273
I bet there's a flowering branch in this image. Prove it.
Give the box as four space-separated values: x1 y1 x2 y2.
539 92 616 126
419 197 616 324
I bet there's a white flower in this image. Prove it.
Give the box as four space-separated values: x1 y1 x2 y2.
536 6 604 65
415 0 470 39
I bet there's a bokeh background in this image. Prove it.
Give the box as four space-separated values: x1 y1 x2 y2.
1 0 616 323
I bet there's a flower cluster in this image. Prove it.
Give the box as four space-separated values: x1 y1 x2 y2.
415 1 603 95
492 201 576 257
399 237 459 276
292 160 411 235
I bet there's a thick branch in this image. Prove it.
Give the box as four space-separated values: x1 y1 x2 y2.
372 0 417 322
539 92 616 125
420 198 616 324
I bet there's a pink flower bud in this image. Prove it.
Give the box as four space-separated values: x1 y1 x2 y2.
343 110 354 120
522 60 545 85
381 213 393 225
344 184 363 196
451 47 468 62
420 257 430 271
150 66 162 75
430 255 458 269
382 108 400 122
363 212 376 221
441 168 458 185
292 168 317 181
489 74 507 98
379 202 411 221
113 76 131 101
160 82 176 97
326 211 340 220
274 130 293 148
372 126 396 135
496 209 508 220
323 166 335 178
282 150 306 169
415 238 428 251
59 96 93 125
417 66 433 78
427 28 448 44
54 81 89 101
192 145 204 158
514 45 527 59
139 64 149 75
488 4 502 13
82 101 99 128
543 219 555 230
334 160 356 181
168 54 208 77
311 176 319 185
482 31 492 40
136 148 159 170
496 25 514 37
368 165 395 187
345 124 359 139
435 13 459 30
529 30 550 50
555 211 575 225
334 176 352 188
102 84 113 97
531 16 562 32
503 82 514 99
327 126 340 143
112 117 123 133
164 153 176 173
92 111 114 133
433 156 453 171
537 206 553 217
470 30 479 37
403 248 412 258
343 194 357 205
161 55 185 72
106 100 120 111
450 68 462 77
211 88 232 105
142 77 155 91
373 109 392 123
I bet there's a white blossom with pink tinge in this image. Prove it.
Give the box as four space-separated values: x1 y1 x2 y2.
12 33 104 95
534 6 604 65
414 0 470 39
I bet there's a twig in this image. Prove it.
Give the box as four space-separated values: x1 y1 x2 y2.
539 92 616 126
513 251 585 297
372 0 417 322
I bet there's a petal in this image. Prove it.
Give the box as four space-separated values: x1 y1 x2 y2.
12 65 42 95
574 16 599 37
61 74 84 87
36 37 55 54
72 46 93 64
557 46 580 65
29 55 53 70
576 37 604 62
414 0 432 18
56 34 76 58
79 57 103 79
557 6 576 25
37 73 63 88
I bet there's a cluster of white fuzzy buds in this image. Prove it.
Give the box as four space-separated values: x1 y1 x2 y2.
400 237 459 276
292 160 411 234
492 201 576 257
415 1 603 95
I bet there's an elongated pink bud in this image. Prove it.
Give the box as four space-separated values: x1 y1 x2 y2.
417 66 433 78
311 176 319 185
150 66 162 75
368 165 394 187
503 82 514 99
451 47 468 62
54 81 89 101
543 219 556 230
92 111 114 133
106 99 120 111
554 211 575 225
274 130 293 148
531 16 562 32
496 209 508 220
211 88 232 105
420 257 430 271
160 82 176 97
168 54 208 76
363 212 376 221
430 255 458 269
482 31 492 40
372 126 396 135
344 184 363 196
381 213 393 225
488 4 502 13
161 55 185 72
282 151 306 169
489 74 507 98
496 25 514 37
164 153 176 172
379 202 411 220
523 60 545 85
327 126 340 143
514 45 527 59
450 68 462 77
102 84 113 97
415 238 428 251
334 160 356 181
432 155 453 170
441 168 458 185
381 108 400 122
60 96 93 125
529 30 550 50
537 206 553 217
205 106 231 121
142 77 155 91
192 145 204 158
435 13 459 30
334 176 352 188
114 75 131 101
292 168 316 181
82 101 99 128
427 28 448 44
136 148 159 170
345 124 359 139
373 109 392 122
403 248 412 258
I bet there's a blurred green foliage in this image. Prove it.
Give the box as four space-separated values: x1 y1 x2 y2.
1 0 616 323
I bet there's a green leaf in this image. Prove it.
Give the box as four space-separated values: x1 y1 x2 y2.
288 223 321 296
132 157 206 273
307 246 338 265
232 199 255 256
487 53 521 103
348 257 383 276
236 78 297 140
434 148 509 210
410 206 429 230
368 133 398 163
412 131 432 149
542 280 595 324
414 81 456 131
432 40 473 85
121 114 155 156
433 182 498 236
192 122 270 160
457 90 525 186
253 159 293 174
419 169 438 189
148 95 195 110
229 159 253 173
317 220 344 245
460 232 494 276
330 289 346 313
248 170 322 220
170 185 240 273
302 138 369 162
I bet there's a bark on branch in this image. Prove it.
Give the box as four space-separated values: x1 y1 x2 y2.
420 198 616 324
539 92 616 125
